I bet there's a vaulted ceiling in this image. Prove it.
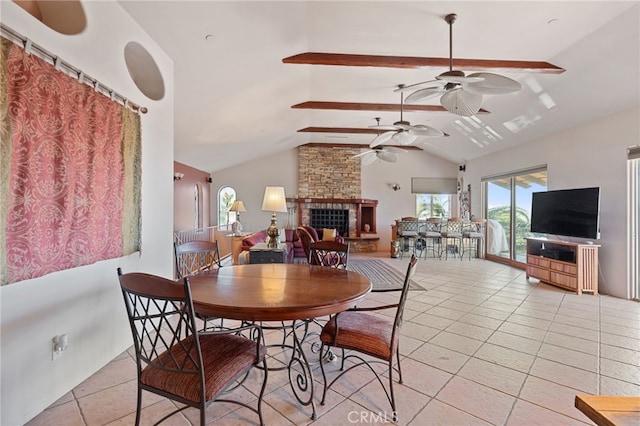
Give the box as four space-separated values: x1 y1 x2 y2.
119 1 640 172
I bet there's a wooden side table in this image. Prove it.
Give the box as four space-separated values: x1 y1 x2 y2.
249 243 287 264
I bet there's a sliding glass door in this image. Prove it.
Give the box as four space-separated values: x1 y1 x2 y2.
484 167 547 265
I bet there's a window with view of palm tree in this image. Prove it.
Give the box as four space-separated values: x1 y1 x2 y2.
218 186 236 228
417 194 452 219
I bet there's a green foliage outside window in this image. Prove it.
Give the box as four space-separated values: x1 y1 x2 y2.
488 205 533 255
218 187 236 226
416 194 451 219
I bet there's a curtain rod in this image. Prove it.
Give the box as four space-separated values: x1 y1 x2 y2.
0 24 148 114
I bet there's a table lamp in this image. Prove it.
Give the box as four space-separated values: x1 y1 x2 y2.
261 186 287 248
229 200 246 234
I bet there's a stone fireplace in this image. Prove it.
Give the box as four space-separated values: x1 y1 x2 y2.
290 145 379 251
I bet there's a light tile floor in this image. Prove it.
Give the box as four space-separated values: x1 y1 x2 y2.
27 252 640 425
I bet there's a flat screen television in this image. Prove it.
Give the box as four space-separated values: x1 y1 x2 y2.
530 187 600 240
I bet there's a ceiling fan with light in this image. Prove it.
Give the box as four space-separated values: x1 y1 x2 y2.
396 13 523 117
369 90 444 148
352 145 407 165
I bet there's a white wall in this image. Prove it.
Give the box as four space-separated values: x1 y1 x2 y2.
465 107 640 299
0 2 174 424
211 148 299 232
212 147 458 250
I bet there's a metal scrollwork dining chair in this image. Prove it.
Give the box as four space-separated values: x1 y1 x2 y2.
174 240 223 330
117 268 268 426
317 255 418 421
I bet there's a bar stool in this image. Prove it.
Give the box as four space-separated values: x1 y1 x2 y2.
441 217 464 260
462 217 487 260
397 217 419 259
419 217 443 258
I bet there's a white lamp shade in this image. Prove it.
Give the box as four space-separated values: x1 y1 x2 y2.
261 186 287 212
229 200 246 212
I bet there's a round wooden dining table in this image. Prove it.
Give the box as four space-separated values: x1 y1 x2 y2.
187 263 372 419
188 263 372 321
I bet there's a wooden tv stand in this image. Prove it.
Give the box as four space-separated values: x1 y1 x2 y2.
525 238 599 295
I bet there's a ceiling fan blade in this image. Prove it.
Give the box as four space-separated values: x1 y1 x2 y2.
464 72 522 95
369 131 395 148
394 80 446 93
352 149 375 158
369 124 400 131
377 151 398 163
361 152 379 166
405 87 447 103
384 146 408 154
391 131 418 146
410 124 445 137
440 88 483 117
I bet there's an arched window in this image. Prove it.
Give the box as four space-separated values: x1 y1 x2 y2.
218 186 236 229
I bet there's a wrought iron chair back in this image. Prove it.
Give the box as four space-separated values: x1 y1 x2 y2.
174 240 221 278
309 240 349 269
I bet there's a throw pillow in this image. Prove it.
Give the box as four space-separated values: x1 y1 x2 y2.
322 228 337 241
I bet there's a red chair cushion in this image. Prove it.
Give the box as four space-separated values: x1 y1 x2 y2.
320 311 397 360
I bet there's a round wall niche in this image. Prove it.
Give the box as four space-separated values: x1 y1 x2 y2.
13 0 87 35
124 41 165 101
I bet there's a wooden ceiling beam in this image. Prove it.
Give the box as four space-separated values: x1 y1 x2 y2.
283 52 565 74
298 127 449 137
292 101 490 114
302 142 424 151
299 127 380 135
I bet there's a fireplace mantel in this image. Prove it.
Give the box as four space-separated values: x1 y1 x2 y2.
287 198 377 204
287 198 377 237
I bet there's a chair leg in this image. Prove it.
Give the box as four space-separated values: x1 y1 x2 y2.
396 346 403 384
135 385 142 426
388 359 397 421
319 344 329 405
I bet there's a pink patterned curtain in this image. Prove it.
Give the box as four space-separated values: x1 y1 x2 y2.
0 37 141 285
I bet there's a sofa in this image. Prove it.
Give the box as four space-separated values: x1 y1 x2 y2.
240 226 344 263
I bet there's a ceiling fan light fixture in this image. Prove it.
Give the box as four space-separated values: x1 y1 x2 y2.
441 88 483 117
392 131 417 145
377 150 398 163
